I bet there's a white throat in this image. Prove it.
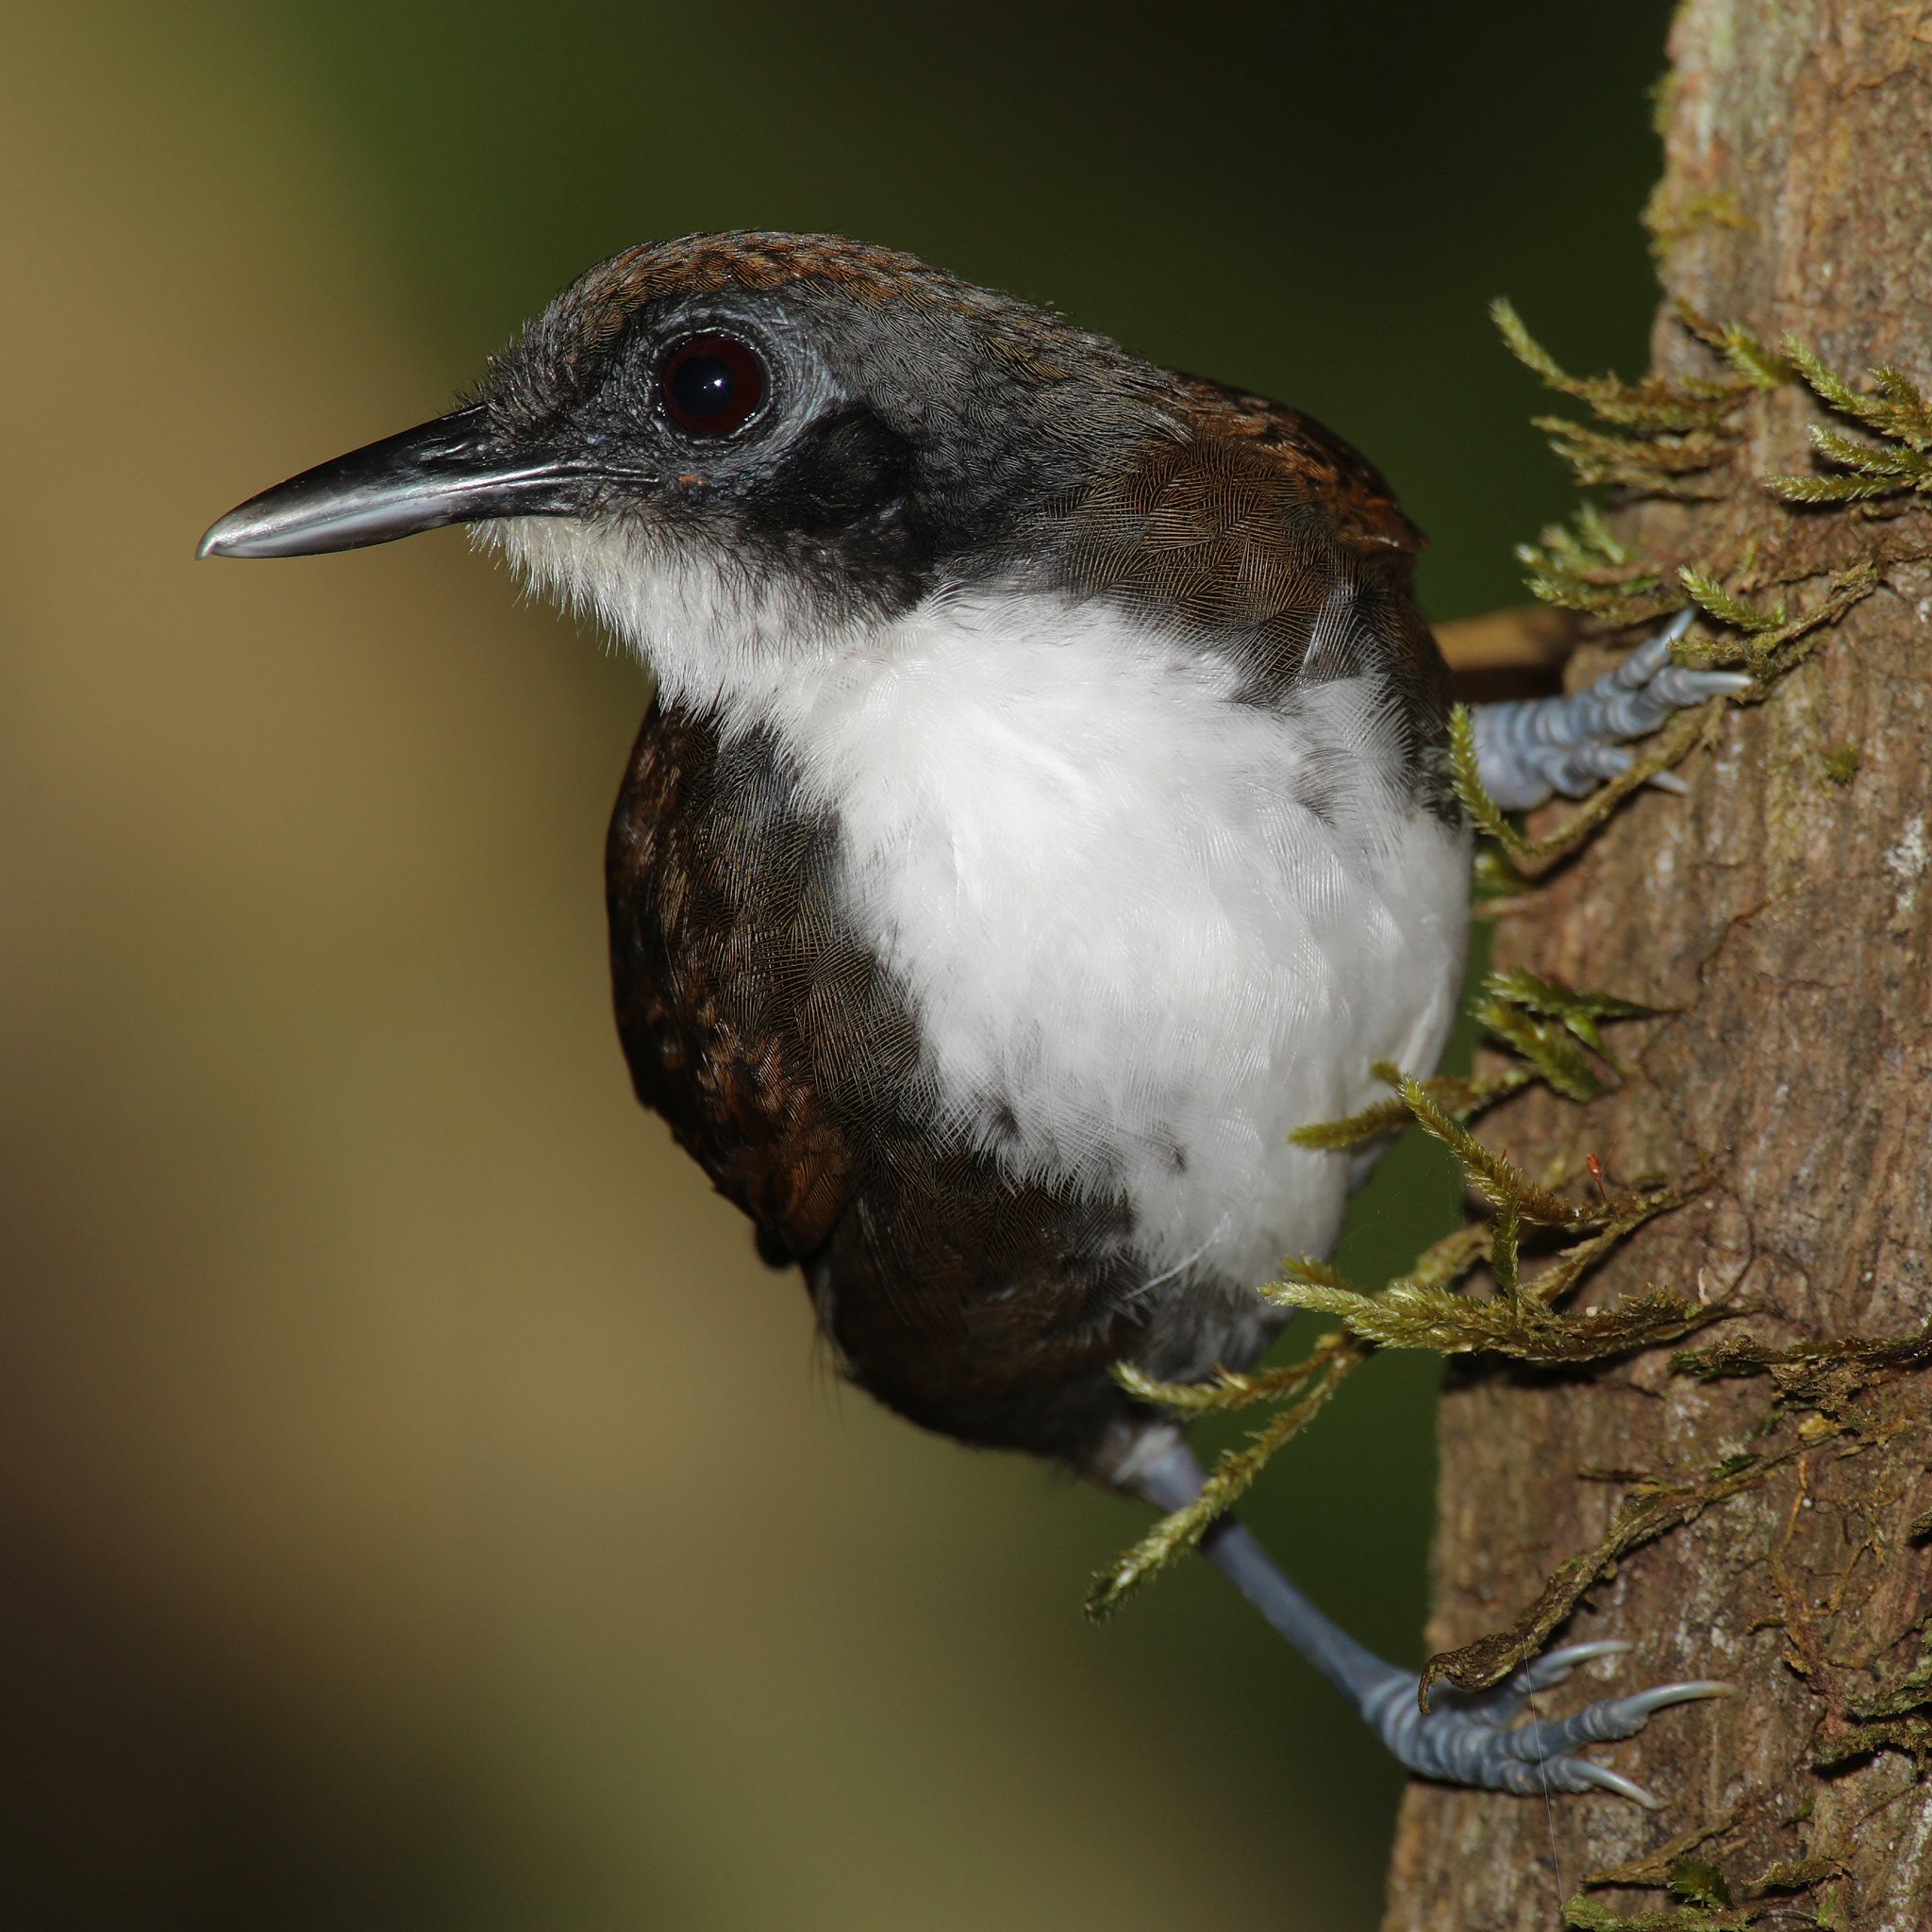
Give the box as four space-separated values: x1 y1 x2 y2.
495 516 1471 1290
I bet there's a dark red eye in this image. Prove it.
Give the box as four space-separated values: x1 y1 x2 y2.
659 333 768 436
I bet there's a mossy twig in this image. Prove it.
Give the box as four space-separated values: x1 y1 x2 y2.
1088 1333 1365 1617
1419 1442 1807 1702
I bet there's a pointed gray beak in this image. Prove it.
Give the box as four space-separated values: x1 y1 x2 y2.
197 407 596 559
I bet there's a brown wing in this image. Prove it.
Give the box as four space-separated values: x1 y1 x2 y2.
605 703 865 1258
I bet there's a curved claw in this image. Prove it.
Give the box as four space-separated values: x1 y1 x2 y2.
1564 1758 1664 1809
1646 664 1757 708
1512 1638 1632 1690
1657 606 1697 650
1601 1678 1733 1724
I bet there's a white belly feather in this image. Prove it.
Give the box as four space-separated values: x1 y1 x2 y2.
770 595 1471 1289
499 520 1472 1292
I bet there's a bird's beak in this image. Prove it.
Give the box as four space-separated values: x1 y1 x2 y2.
197 406 589 559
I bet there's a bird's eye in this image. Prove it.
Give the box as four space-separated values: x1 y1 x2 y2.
658 333 768 437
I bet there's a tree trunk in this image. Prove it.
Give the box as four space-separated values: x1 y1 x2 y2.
1384 6 1932 1926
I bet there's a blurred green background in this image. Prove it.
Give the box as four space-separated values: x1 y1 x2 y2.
1 4 1671 1925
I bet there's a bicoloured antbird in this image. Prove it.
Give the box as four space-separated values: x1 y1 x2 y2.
203 234 1741 1801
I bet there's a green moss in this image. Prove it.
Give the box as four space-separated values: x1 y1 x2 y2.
1564 1893 1752 1929
1667 1859 1732 1909
1768 344 1932 504
1643 182 1757 259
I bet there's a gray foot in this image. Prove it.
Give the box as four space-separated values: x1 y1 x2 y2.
1132 1444 1731 1807
1470 610 1754 810
1357 1639 1729 1807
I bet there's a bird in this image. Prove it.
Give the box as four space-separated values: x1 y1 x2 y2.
201 231 1744 1803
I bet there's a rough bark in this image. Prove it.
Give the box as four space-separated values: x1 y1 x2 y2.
1384 6 1932 1926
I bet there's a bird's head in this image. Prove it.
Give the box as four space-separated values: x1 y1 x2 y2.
200 233 1182 702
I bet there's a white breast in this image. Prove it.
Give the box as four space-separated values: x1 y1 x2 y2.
496 519 1472 1291
770 594 1470 1288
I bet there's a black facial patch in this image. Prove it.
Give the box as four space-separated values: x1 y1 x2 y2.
733 402 969 619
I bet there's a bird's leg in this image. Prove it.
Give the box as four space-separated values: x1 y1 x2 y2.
1129 1439 1728 1806
1469 609 1755 811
